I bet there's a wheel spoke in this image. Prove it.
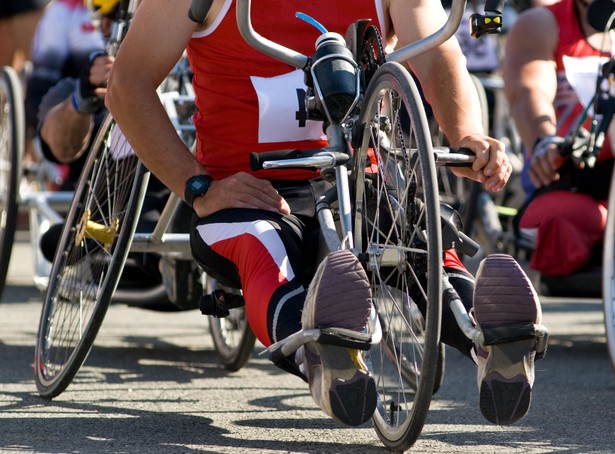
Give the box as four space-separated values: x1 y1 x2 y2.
352 62 442 451
35 117 145 398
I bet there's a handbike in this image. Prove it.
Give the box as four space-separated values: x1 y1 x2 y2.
221 0 548 451
34 0 256 399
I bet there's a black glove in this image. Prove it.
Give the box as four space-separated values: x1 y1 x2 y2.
72 51 108 114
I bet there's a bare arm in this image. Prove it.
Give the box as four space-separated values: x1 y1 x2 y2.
385 0 510 192
106 0 200 197
40 99 93 163
504 8 558 151
106 0 288 217
503 7 564 188
40 55 113 163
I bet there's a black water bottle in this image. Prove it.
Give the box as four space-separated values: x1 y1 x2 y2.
311 32 357 122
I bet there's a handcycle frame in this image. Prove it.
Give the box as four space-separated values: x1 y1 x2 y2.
233 0 495 348
227 0 546 450
0 77 196 296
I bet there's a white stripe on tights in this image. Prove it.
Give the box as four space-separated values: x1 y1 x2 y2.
195 220 296 282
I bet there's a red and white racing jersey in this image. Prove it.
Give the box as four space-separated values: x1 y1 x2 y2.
187 0 385 180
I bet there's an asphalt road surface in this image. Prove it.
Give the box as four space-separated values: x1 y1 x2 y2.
1 232 614 453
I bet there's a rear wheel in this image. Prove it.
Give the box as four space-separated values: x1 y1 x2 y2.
0 66 25 299
34 116 148 398
352 62 442 452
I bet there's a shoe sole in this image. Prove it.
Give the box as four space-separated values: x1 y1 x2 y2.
474 254 540 425
478 338 535 425
303 250 375 426
314 344 377 426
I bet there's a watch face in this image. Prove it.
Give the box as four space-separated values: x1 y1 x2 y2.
185 175 211 208
191 180 207 191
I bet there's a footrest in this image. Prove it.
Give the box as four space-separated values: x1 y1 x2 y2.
318 327 372 350
482 322 549 360
261 326 372 363
265 327 372 381
199 289 245 318
482 321 540 345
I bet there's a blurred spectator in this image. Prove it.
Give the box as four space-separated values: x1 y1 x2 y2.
23 0 106 187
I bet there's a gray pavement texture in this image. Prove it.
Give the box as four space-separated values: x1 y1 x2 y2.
1 234 615 453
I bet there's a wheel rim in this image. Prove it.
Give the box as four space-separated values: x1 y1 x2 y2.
0 77 13 241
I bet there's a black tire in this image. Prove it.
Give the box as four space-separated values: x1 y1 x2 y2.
603 168 615 371
351 62 442 452
34 116 148 398
206 278 256 371
0 66 24 300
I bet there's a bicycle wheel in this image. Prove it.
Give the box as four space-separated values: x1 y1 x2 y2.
34 115 148 398
351 62 442 451
205 278 256 371
0 66 25 299
603 166 615 370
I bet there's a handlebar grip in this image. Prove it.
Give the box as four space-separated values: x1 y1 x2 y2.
250 150 306 171
250 149 350 170
448 147 475 157
457 230 480 257
434 147 476 167
188 0 214 23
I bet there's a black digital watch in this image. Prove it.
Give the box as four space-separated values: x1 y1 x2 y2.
184 175 213 209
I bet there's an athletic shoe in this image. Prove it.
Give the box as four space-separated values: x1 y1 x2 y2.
301 249 376 426
473 253 542 425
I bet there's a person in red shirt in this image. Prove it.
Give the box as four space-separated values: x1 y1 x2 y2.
107 0 544 427
504 0 614 285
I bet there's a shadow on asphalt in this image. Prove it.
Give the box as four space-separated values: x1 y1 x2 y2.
2 280 614 452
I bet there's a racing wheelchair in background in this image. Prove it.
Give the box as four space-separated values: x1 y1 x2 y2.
0 0 258 400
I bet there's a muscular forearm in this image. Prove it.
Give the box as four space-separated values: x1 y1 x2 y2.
387 0 485 143
105 0 203 200
502 7 558 155
40 99 94 163
423 54 486 143
507 85 557 154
